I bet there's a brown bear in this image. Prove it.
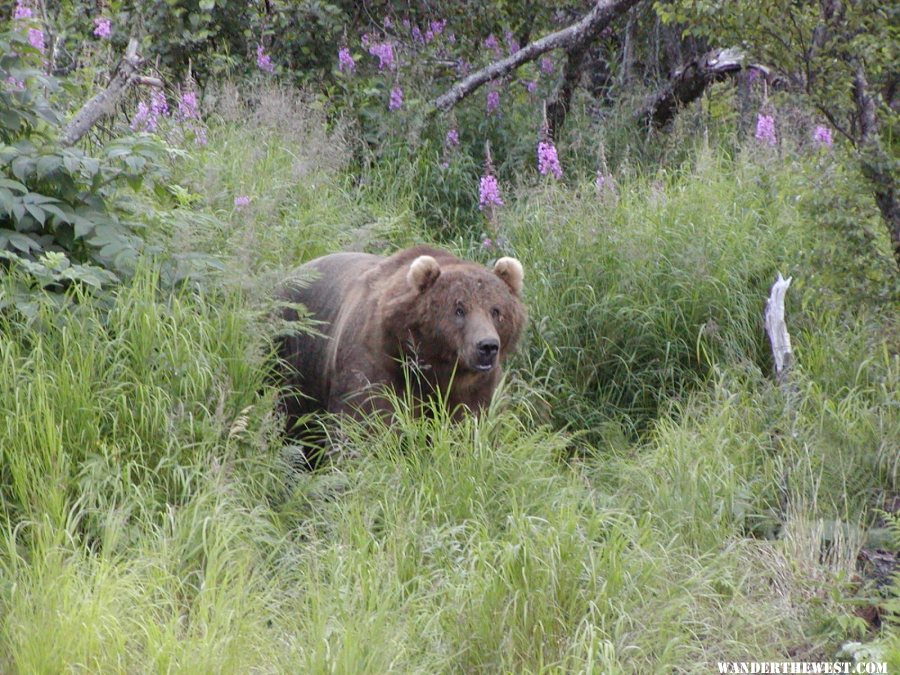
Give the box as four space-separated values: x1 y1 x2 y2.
275 245 526 450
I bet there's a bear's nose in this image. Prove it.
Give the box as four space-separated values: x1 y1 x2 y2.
476 338 499 360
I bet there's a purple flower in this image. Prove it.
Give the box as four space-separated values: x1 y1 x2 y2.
151 89 169 118
429 20 446 36
382 16 393 29
388 85 403 111
755 113 776 146
368 42 395 70
256 44 275 73
812 124 833 148
481 237 493 249
411 26 423 43
93 16 111 38
595 171 614 193
178 89 198 119
131 101 153 132
439 161 449 170
424 30 434 43
4 76 25 91
338 47 355 73
486 90 500 114
537 141 562 180
504 30 519 55
479 175 504 210
27 27 44 53
483 34 500 54
445 128 459 147
540 57 554 75
234 195 251 208
446 32 456 44
524 80 537 93
14 1 32 19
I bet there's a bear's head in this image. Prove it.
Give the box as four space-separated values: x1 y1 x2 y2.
397 253 525 377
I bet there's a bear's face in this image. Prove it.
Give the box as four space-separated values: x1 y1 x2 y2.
402 255 525 376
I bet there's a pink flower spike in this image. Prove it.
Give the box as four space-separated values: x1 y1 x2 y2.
27 27 45 53
479 175 504 210
754 113 776 146
14 1 33 19
486 90 500 115
338 47 355 73
93 16 111 38
812 125 833 148
537 141 562 180
388 85 403 111
234 195 251 208
256 44 275 73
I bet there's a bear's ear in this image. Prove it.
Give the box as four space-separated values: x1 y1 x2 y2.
407 255 441 293
493 257 524 296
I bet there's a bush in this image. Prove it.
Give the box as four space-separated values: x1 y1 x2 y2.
0 27 170 315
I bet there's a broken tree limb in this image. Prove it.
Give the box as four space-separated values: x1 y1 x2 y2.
764 273 794 389
61 38 154 147
429 0 642 115
638 47 747 129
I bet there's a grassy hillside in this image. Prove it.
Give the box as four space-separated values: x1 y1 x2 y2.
1 88 898 673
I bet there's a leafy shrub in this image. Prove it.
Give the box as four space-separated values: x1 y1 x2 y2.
1 28 167 315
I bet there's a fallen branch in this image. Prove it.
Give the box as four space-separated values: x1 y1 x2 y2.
61 38 159 147
429 0 642 115
638 47 747 129
764 273 793 390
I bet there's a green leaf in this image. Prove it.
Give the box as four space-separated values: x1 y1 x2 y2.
0 178 27 193
6 232 40 253
72 215 95 238
23 202 46 225
35 154 62 178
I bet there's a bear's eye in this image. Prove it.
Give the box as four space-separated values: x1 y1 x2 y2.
455 305 466 318
491 307 501 321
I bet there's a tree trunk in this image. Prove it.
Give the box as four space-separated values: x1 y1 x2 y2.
853 64 900 269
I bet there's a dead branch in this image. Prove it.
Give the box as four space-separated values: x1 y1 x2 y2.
764 273 794 390
429 0 642 115
638 47 746 129
61 38 156 147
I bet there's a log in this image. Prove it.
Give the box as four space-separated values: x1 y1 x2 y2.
61 38 157 147
429 0 642 115
764 273 793 388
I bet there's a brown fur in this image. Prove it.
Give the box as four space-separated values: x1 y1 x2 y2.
276 245 526 443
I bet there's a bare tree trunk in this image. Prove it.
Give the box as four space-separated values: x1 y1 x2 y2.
619 8 636 85
429 0 642 115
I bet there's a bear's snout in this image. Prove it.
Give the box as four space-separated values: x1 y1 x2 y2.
474 337 500 371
